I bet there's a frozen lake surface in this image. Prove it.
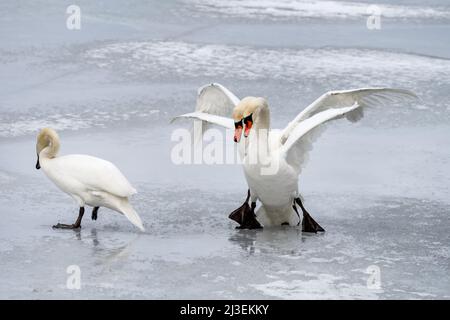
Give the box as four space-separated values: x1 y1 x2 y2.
0 0 449 299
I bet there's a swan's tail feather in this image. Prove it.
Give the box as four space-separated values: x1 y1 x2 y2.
119 200 145 231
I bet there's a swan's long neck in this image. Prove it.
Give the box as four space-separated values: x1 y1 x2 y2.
40 133 60 160
247 105 272 160
255 106 270 131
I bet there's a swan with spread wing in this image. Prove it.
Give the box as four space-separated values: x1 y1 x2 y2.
174 83 416 232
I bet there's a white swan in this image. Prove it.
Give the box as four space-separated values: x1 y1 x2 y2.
35 128 144 231
174 83 417 232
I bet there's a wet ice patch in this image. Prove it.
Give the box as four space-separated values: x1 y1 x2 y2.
186 0 450 21
83 40 450 124
0 108 160 138
84 41 450 86
1 178 449 298
252 270 381 299
0 171 14 183
0 114 90 138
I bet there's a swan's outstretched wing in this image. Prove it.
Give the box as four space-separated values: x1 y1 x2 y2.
172 83 239 136
196 83 240 115
282 104 360 172
281 88 417 144
172 111 234 129
52 155 137 198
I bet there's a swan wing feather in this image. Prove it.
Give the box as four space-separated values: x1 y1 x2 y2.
171 83 238 139
281 88 417 144
196 83 240 114
282 103 360 172
51 155 136 198
171 111 234 129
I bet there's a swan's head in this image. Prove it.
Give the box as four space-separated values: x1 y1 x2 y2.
232 96 268 143
36 127 60 169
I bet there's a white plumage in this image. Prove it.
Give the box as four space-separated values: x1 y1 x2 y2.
174 83 417 227
36 128 144 231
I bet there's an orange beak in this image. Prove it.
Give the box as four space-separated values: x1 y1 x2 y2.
234 121 243 143
234 127 242 143
244 120 253 138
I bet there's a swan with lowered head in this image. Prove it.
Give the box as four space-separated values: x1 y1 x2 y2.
35 128 144 231
174 83 417 232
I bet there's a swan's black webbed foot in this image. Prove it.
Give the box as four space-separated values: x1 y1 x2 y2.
92 207 99 221
281 222 290 226
229 190 263 230
52 223 80 229
53 207 85 230
228 194 251 226
294 198 325 233
302 211 325 233
236 202 263 230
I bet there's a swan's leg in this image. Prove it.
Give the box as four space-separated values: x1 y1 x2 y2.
292 204 301 226
228 190 263 229
73 208 84 228
53 207 85 229
294 198 325 233
92 207 99 221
